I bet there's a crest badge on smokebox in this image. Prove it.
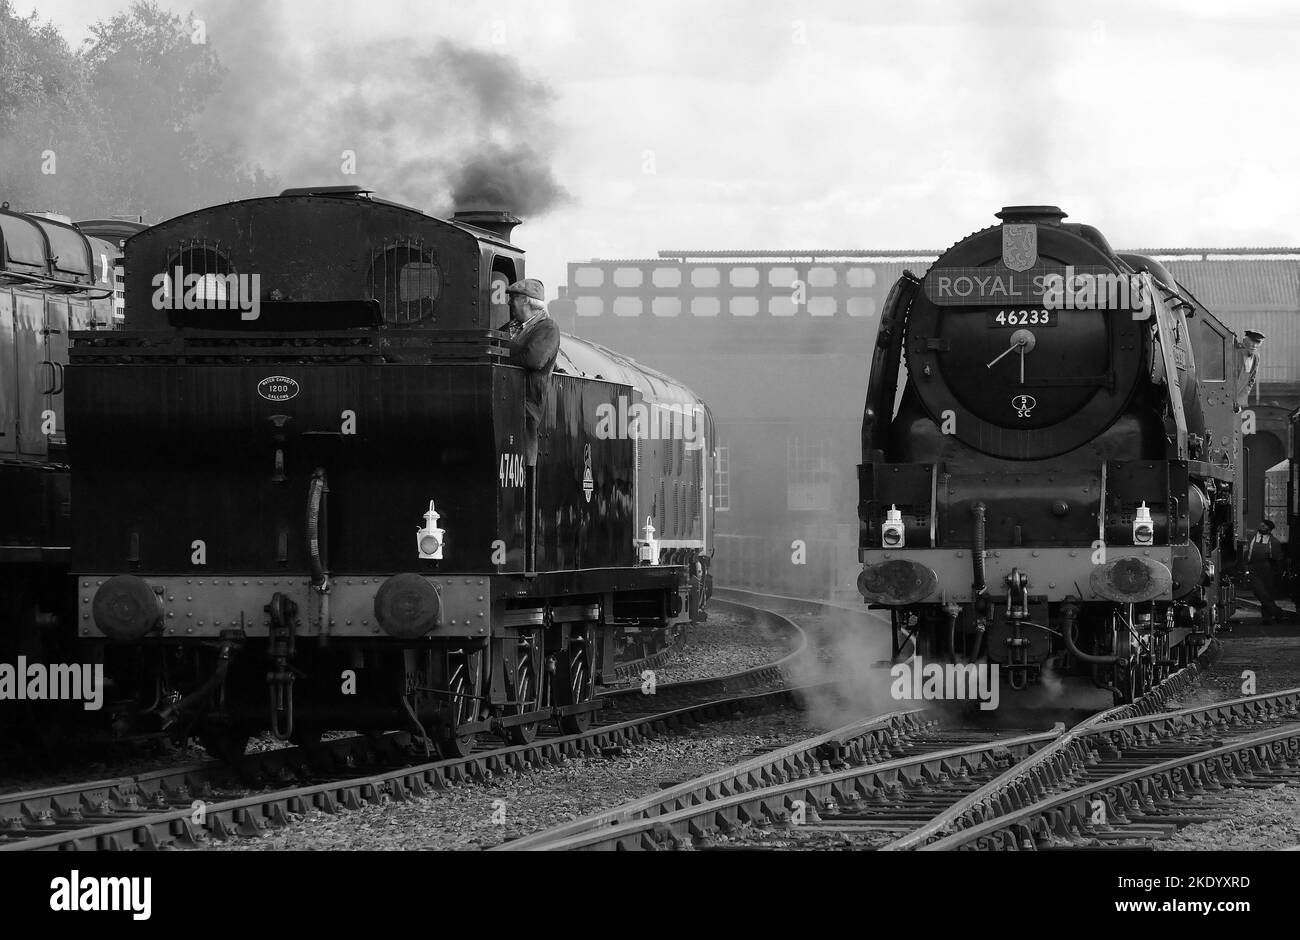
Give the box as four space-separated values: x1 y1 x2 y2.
1002 224 1037 272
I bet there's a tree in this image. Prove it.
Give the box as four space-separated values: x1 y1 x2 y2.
0 1 274 220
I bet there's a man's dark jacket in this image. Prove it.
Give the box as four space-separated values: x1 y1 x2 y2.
509 314 560 463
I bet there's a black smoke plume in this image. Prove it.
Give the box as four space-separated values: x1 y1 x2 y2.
193 2 570 218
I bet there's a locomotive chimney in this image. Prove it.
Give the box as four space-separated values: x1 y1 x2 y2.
996 205 1068 225
451 209 522 242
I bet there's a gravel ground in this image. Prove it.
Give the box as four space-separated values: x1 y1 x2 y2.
1127 634 1300 851
608 605 792 687
1155 784 1300 851
206 709 824 850
1161 637 1300 712
0 735 207 796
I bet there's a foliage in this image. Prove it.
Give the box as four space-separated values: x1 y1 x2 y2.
0 0 274 220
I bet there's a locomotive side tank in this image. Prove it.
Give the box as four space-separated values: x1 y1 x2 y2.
859 206 1240 705
67 187 712 758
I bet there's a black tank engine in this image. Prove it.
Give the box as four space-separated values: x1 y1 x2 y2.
859 206 1241 705
68 187 714 758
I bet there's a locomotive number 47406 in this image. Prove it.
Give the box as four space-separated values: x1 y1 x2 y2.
499 452 525 488
990 309 1056 327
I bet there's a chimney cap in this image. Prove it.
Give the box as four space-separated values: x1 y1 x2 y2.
451 209 522 242
996 205 1068 224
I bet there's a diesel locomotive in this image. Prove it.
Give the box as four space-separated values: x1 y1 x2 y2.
858 206 1242 705
67 186 714 759
1 206 141 732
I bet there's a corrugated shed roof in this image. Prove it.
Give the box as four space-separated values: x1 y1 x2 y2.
1164 260 1300 310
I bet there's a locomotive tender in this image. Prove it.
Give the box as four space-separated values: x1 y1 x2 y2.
68 187 713 758
858 206 1241 705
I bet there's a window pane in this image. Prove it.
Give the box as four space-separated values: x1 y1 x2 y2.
691 297 720 317
613 267 643 288
691 267 720 288
574 266 604 288
714 445 730 511
613 296 642 317
652 267 681 288
730 296 758 317
787 438 831 511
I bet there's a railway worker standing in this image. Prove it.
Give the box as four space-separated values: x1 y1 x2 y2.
1236 330 1265 408
1245 520 1290 623
505 278 560 463
505 278 560 573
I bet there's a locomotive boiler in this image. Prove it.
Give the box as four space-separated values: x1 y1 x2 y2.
858 206 1242 705
67 186 714 759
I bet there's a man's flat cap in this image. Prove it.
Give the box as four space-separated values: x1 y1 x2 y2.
1244 330 1266 341
507 278 545 301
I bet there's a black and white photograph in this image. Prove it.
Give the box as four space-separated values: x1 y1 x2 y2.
0 0 1297 919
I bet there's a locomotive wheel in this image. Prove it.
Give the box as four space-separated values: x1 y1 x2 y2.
439 650 480 759
1153 631 1171 683
503 647 541 746
1112 609 1138 706
557 627 596 735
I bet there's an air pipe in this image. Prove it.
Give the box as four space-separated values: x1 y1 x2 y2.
1059 596 1120 665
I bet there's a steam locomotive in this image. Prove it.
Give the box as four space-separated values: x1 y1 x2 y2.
0 205 141 733
858 206 1242 705
67 187 714 759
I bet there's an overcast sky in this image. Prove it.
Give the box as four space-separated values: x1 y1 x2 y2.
30 0 1300 290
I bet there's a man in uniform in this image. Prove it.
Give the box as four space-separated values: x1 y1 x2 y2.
1245 519 1290 623
504 278 560 572
1235 330 1264 408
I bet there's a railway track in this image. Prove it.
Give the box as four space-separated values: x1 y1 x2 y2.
0 597 807 850
895 686 1300 850
500 620 1222 850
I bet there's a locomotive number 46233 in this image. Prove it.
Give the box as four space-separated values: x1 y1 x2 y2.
990 309 1056 327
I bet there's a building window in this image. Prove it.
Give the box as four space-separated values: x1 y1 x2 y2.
612 296 642 317
787 438 831 511
613 266 644 288
714 445 730 511
729 296 758 317
691 296 720 317
573 266 604 288
690 267 720 288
